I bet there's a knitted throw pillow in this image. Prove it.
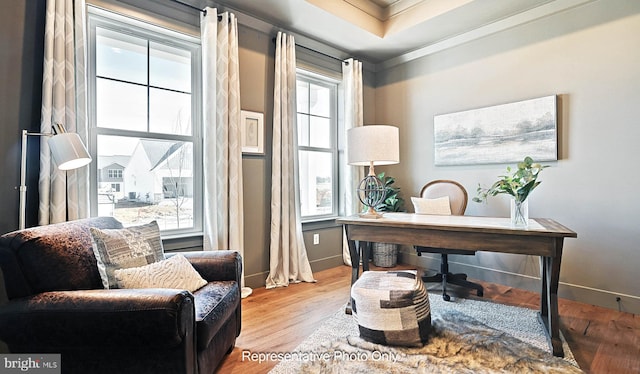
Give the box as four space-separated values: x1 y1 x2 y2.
114 254 207 292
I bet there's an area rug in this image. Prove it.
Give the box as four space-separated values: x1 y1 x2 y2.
269 295 582 373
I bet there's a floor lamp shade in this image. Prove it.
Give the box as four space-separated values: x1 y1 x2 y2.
19 126 92 229
48 133 92 170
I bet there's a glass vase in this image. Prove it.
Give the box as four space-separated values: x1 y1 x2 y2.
510 199 529 228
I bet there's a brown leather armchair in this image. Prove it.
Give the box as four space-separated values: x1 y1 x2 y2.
0 217 241 374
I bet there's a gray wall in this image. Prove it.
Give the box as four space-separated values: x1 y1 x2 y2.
0 0 46 234
0 0 47 352
374 0 640 313
236 25 273 288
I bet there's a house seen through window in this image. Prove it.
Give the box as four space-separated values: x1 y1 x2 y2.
296 71 338 220
88 10 202 234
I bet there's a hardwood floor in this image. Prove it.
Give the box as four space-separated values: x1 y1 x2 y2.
217 265 639 374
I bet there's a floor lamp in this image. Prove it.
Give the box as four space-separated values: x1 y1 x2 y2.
347 125 399 219
19 123 92 230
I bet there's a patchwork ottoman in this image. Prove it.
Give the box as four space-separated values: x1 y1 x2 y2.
351 270 431 347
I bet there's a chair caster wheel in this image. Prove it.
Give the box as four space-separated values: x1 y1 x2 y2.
443 294 451 301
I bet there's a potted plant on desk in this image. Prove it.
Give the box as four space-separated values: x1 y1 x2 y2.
473 156 548 228
371 172 405 267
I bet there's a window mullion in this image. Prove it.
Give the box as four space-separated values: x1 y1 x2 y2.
299 146 331 153
147 40 151 133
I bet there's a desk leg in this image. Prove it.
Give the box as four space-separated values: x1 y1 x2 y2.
344 224 361 286
540 256 549 317
537 239 565 357
346 240 370 314
344 225 359 314
362 241 370 273
348 240 360 286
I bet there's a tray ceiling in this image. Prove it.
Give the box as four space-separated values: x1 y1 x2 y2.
210 0 594 64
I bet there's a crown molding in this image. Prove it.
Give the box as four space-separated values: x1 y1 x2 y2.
376 0 596 71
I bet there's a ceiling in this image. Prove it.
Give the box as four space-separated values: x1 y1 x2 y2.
211 0 593 64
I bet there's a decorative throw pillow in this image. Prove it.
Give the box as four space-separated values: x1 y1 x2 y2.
411 196 452 215
114 254 207 292
90 221 165 289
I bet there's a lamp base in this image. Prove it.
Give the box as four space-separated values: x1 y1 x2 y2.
359 207 383 219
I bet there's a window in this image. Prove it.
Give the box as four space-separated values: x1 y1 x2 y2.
296 71 338 220
88 10 202 234
107 169 122 179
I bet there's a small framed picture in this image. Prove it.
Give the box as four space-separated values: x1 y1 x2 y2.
241 110 264 155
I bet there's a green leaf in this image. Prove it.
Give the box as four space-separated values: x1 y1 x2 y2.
473 156 548 204
372 172 405 212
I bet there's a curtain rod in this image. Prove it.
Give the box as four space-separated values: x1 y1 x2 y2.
171 0 206 15
272 37 349 65
170 0 228 21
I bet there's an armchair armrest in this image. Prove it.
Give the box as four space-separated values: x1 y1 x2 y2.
173 250 242 284
0 289 194 349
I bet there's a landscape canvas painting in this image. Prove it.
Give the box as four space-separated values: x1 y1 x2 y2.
434 95 557 165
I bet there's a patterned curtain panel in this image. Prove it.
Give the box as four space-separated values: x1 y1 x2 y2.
265 32 315 289
201 9 250 296
39 0 90 226
341 58 364 266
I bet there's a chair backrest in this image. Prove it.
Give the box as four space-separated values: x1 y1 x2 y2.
419 180 468 216
0 217 123 299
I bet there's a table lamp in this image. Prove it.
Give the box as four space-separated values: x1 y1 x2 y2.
19 123 92 229
347 125 399 218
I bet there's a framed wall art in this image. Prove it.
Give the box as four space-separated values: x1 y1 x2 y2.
433 95 558 166
241 110 264 155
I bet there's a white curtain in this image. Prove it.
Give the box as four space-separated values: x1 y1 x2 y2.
201 8 250 297
39 0 90 226
265 32 315 289
341 58 364 266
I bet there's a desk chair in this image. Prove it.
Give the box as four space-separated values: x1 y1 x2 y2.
414 180 483 301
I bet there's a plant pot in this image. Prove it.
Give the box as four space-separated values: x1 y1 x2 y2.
372 242 398 267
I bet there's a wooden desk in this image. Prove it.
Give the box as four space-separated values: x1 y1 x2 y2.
336 213 577 357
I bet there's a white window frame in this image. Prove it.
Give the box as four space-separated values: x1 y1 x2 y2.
87 8 203 236
296 69 340 222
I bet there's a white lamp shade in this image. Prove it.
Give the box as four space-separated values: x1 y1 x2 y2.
347 125 399 166
48 133 92 170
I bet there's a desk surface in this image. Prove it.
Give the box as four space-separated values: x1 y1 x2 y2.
337 213 577 239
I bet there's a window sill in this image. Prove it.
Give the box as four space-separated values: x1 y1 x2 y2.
162 233 203 252
301 218 342 231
